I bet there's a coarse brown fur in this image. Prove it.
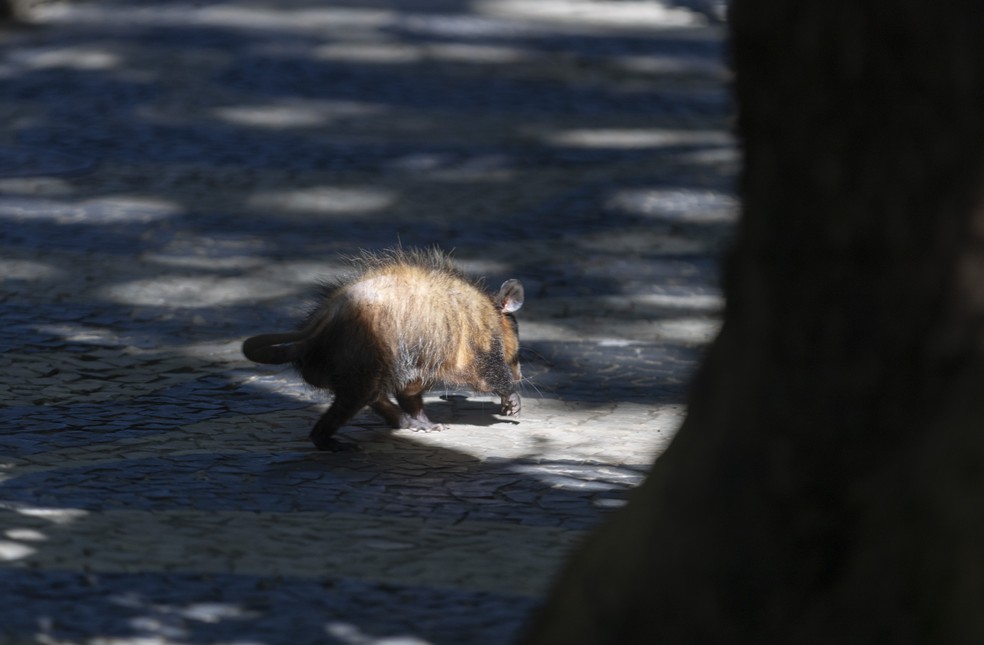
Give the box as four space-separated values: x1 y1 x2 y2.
243 247 525 450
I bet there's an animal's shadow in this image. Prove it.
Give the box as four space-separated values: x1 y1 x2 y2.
436 393 522 426
304 392 521 451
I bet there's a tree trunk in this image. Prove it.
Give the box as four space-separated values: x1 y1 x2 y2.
523 1 984 643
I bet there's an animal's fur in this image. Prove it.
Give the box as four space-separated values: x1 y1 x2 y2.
243 247 524 450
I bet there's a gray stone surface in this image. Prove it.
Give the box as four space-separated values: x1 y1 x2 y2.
0 1 734 642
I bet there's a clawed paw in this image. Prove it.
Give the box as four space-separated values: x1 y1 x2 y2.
408 422 445 433
401 413 444 433
500 392 521 416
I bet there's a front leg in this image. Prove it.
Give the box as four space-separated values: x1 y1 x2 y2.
478 351 521 418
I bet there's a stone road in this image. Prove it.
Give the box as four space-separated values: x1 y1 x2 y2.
0 1 735 643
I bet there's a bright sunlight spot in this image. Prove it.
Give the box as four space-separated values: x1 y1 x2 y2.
476 0 703 29
606 188 737 223
12 507 89 525
0 259 64 282
40 4 394 35
100 276 303 308
313 42 529 65
195 5 393 33
5 529 47 541
0 541 36 561
247 186 396 215
545 128 731 149
213 100 385 129
621 292 724 311
327 621 430 644
0 196 179 224
652 317 721 343
9 46 121 71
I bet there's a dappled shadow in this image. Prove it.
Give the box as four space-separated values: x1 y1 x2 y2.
1 0 732 641
0 348 650 642
0 2 734 402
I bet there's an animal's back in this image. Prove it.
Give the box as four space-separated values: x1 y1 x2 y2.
331 258 501 389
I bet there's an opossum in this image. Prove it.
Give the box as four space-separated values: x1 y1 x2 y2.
242 248 525 450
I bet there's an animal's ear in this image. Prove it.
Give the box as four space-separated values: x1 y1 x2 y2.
497 279 524 313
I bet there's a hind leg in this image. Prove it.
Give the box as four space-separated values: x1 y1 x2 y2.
310 389 373 451
370 396 405 429
396 382 443 432
373 394 440 431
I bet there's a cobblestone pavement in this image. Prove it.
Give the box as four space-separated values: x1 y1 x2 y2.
0 1 735 643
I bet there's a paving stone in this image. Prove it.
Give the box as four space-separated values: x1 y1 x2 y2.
0 0 732 642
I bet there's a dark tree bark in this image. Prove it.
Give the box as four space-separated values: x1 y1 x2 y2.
0 1 32 23
0 0 55 24
523 2 984 643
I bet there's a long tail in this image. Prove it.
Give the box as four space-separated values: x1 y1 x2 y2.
242 331 312 364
